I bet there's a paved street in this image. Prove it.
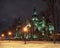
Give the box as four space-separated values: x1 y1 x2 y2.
0 40 60 48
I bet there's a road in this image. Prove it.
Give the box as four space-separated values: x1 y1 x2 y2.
0 40 60 48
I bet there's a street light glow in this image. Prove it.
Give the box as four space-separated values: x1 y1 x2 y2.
1 34 5 37
23 27 28 32
8 32 12 35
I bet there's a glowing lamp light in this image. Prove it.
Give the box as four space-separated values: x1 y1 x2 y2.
23 27 28 32
8 32 12 35
1 34 5 37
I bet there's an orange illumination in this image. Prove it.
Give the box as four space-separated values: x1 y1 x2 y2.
8 32 12 35
23 27 28 32
1 34 5 37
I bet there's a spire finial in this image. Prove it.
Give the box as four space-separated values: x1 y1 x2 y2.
33 7 37 16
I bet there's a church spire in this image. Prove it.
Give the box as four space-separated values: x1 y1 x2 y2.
32 7 38 21
32 7 37 17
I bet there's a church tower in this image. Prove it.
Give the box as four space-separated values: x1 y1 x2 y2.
31 7 39 40
14 17 22 39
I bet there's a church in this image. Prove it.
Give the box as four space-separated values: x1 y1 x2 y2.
12 8 54 41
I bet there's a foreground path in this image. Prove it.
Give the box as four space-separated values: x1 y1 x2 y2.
0 41 60 48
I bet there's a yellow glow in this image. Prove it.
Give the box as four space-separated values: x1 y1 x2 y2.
1 34 5 37
23 27 28 32
8 32 12 35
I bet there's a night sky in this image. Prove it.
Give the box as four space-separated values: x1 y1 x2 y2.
0 0 60 32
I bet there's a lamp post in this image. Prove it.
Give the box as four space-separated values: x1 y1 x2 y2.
1 34 5 37
1 34 5 39
23 27 28 44
8 31 12 41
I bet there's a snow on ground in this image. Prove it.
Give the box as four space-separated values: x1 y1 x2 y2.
0 40 60 48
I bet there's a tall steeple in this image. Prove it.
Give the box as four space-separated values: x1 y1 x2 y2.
32 7 38 21
14 16 22 39
32 7 37 17
17 16 21 26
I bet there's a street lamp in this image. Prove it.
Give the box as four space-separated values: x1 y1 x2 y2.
23 26 28 44
8 32 12 35
1 34 5 37
23 27 28 32
1 34 5 39
8 31 12 40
